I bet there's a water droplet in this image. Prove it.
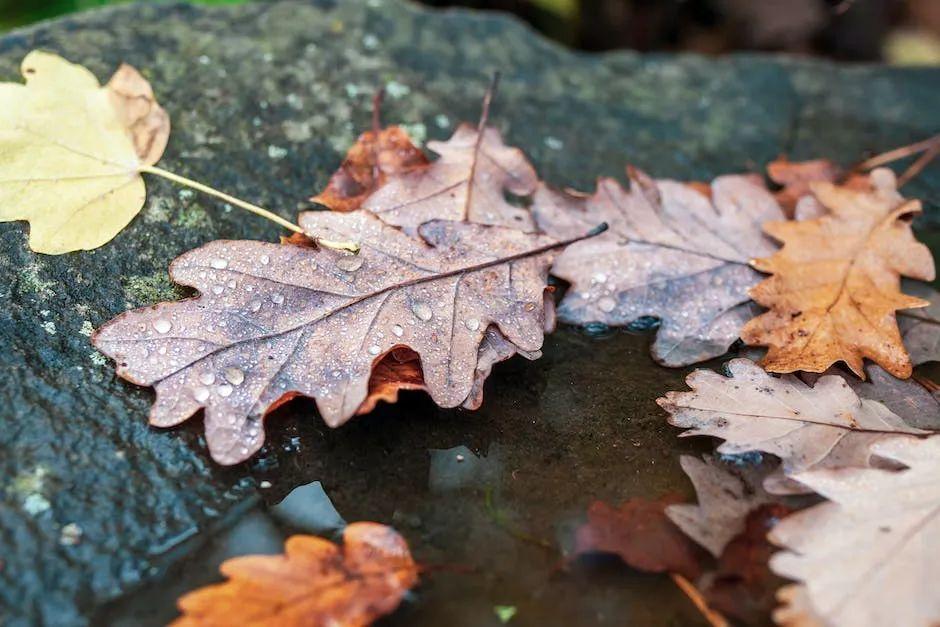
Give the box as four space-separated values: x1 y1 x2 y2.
272 293 284 305
260 254 270 265
218 384 233 397
211 285 224 295
227 279 237 289
225 367 245 385
199 372 216 385
465 318 480 331
211 258 228 269
193 387 210 402
368 345 381 355
391 324 404 337
524 302 537 312
598 296 616 313
593 272 607 284
411 301 432 321
152 319 172 334
336 255 363 272
249 300 262 312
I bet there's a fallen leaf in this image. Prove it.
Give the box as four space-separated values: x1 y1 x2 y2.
769 436 940 627
363 122 537 232
766 157 841 215
741 168 935 378
703 504 795 626
93 210 586 464
172 522 418 626
658 359 931 495
533 168 783 366
899 280 940 365
311 95 428 213
666 455 776 558
0 51 169 254
573 496 709 580
845 363 940 430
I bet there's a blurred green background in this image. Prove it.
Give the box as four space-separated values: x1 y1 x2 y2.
2 0 939 63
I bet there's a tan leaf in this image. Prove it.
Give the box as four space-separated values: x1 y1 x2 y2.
533 168 783 366
363 123 537 232
666 455 776 557
658 359 931 495
769 436 940 627
766 157 841 215
92 210 582 464
0 51 169 254
742 168 935 378
173 522 418 627
311 125 428 213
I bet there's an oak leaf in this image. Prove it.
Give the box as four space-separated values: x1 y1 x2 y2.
573 496 708 580
769 436 940 627
533 169 783 366
0 51 169 254
363 123 537 232
658 359 931 495
666 455 776 558
766 157 841 215
741 168 935 378
93 210 577 464
173 522 418 627
312 124 428 213
898 280 940 365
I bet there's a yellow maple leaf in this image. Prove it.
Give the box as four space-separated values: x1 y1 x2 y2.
0 51 170 254
742 169 935 378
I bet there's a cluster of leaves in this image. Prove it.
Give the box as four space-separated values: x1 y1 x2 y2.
4 51 940 626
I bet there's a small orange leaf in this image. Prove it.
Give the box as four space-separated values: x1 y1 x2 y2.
172 523 419 627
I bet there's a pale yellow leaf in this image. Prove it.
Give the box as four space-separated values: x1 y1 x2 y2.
0 51 169 254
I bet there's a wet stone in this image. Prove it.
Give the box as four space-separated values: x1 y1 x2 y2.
0 1 938 626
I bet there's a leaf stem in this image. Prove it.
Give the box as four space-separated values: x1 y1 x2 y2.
140 165 361 254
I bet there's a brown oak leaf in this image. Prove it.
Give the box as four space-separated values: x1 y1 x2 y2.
658 359 932 495
766 157 841 215
533 168 783 366
172 522 418 626
573 496 708 580
311 95 428 213
93 210 587 464
741 168 935 378
362 121 537 232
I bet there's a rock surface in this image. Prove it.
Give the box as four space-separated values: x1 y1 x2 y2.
0 1 938 625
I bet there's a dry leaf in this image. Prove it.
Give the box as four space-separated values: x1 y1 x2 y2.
741 168 935 378
363 123 537 232
533 169 783 366
666 455 776 558
312 123 428 213
573 496 709 580
767 157 841 215
658 359 931 495
173 522 418 627
0 51 169 254
93 210 579 464
899 280 940 365
769 436 940 627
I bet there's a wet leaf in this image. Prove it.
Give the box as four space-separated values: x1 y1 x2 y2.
573 496 709 580
703 504 795 626
533 168 783 366
658 359 932 495
0 51 169 254
172 522 418 627
666 455 777 558
769 436 940 627
899 280 940 365
93 210 580 464
312 124 428 213
741 169 936 378
363 123 537 232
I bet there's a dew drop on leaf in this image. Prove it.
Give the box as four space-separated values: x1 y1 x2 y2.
218 384 233 397
465 318 480 331
598 296 616 313
199 372 216 385
411 301 432 321
336 255 364 272
193 387 210 402
152 319 172 334
225 367 245 385
210 258 228 270
391 324 404 337
272 293 284 305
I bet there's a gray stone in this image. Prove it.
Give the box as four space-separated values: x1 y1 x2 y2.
0 1 938 625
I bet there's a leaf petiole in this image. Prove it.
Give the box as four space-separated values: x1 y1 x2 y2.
140 165 361 254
